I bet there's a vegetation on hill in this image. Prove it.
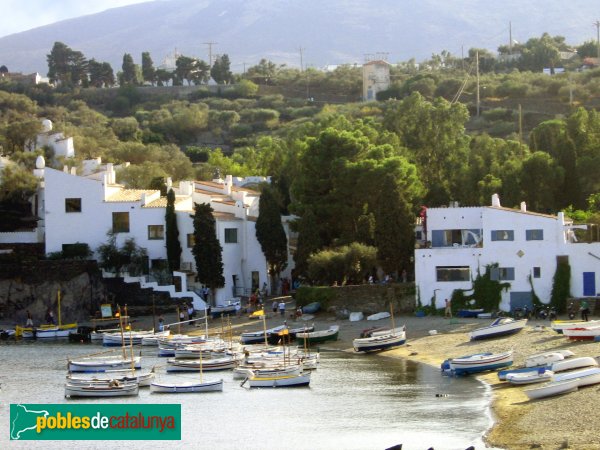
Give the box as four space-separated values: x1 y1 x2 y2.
2 35 600 282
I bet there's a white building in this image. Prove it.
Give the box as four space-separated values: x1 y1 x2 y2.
415 194 600 312
40 163 280 306
34 119 75 158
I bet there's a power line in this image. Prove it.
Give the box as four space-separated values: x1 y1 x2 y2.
202 42 218 66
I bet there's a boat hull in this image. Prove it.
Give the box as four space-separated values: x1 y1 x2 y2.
524 378 579 400
446 351 513 375
469 319 527 340
65 383 139 398
68 357 141 373
150 380 223 393
353 331 406 352
247 373 310 388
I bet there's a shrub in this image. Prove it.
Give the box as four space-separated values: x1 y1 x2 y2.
295 286 336 310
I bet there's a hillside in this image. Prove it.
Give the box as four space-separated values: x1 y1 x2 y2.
1 0 599 74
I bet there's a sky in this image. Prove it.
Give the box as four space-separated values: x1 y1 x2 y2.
0 0 152 38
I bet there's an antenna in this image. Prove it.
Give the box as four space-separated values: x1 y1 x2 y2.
203 42 218 66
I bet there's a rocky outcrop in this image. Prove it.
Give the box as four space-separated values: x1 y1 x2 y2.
0 261 107 325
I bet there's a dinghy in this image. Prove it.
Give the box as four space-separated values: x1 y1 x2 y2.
296 325 339 345
245 372 311 388
150 379 223 393
68 355 141 373
551 319 600 334
524 378 579 400
506 369 553 385
552 367 600 387
562 325 600 340
525 352 564 368
442 350 513 375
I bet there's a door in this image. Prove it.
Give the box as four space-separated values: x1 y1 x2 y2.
509 292 532 313
583 272 596 296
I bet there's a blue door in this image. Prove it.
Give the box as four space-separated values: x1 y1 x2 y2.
509 292 532 313
583 272 596 296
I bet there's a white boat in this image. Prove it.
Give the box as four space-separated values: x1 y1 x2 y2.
525 352 564 368
524 378 580 400
65 381 139 398
551 356 598 373
18 323 78 339
506 369 554 385
469 318 527 340
353 326 406 352
551 319 600 334
526 349 575 362
443 350 513 375
349 312 364 322
233 364 303 380
141 330 171 346
296 325 339 345
367 312 390 321
102 330 155 346
66 370 155 387
150 379 223 393
90 328 121 343
562 325 600 340
240 325 286 345
166 356 236 372
552 367 600 387
246 372 311 388
68 355 141 373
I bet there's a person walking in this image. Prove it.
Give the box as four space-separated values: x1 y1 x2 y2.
272 299 278 314
444 299 452 318
278 300 286 317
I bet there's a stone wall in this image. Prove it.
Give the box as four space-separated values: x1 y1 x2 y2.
302 283 416 316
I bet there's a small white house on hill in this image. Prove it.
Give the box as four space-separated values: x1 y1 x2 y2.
415 194 600 312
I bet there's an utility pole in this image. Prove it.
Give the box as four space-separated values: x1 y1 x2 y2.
299 47 305 71
203 42 218 67
476 51 480 117
509 21 513 55
595 20 600 59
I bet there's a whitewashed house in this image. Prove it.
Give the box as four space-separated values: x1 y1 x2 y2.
415 194 600 312
34 119 75 158
40 163 278 306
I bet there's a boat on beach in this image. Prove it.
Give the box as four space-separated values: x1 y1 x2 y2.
551 319 600 334
552 367 600 387
17 323 78 339
353 327 406 352
525 352 564 368
442 350 513 376
469 318 527 340
524 378 580 400
562 325 600 340
296 325 339 345
506 368 554 385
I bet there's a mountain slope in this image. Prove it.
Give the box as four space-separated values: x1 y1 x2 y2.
0 0 598 74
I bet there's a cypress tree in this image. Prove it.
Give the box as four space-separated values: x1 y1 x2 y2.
165 188 181 272
191 203 224 303
255 186 288 285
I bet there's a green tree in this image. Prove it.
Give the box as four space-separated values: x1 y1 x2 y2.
255 185 288 287
141 52 155 85
520 151 564 212
88 59 115 88
120 53 138 85
46 41 88 86
166 188 182 272
374 174 415 276
191 202 225 303
211 54 233 84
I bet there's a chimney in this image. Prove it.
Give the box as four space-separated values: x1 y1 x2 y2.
491 194 501 207
520 202 527 212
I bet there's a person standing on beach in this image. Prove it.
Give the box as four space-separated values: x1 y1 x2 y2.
444 299 452 318
581 299 590 321
272 299 278 313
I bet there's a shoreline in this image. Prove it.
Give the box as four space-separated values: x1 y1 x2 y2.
197 309 600 450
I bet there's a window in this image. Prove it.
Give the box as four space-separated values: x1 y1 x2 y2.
526 229 544 241
224 228 238 243
112 212 130 233
533 267 541 278
490 267 515 281
187 234 195 248
436 266 470 282
65 198 81 213
148 225 164 240
491 230 514 241
431 229 482 247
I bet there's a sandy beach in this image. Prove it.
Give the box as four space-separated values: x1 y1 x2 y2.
179 306 600 450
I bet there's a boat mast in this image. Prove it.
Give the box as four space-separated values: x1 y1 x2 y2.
57 289 62 327
390 303 396 335
118 306 126 360
262 310 268 346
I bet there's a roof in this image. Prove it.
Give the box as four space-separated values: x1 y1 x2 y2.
213 211 241 221
105 189 157 202
143 196 188 208
488 206 557 220
363 60 390 66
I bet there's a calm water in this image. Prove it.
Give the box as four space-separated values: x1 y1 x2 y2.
0 341 496 450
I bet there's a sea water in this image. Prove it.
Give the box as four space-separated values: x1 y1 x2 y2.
0 340 496 450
